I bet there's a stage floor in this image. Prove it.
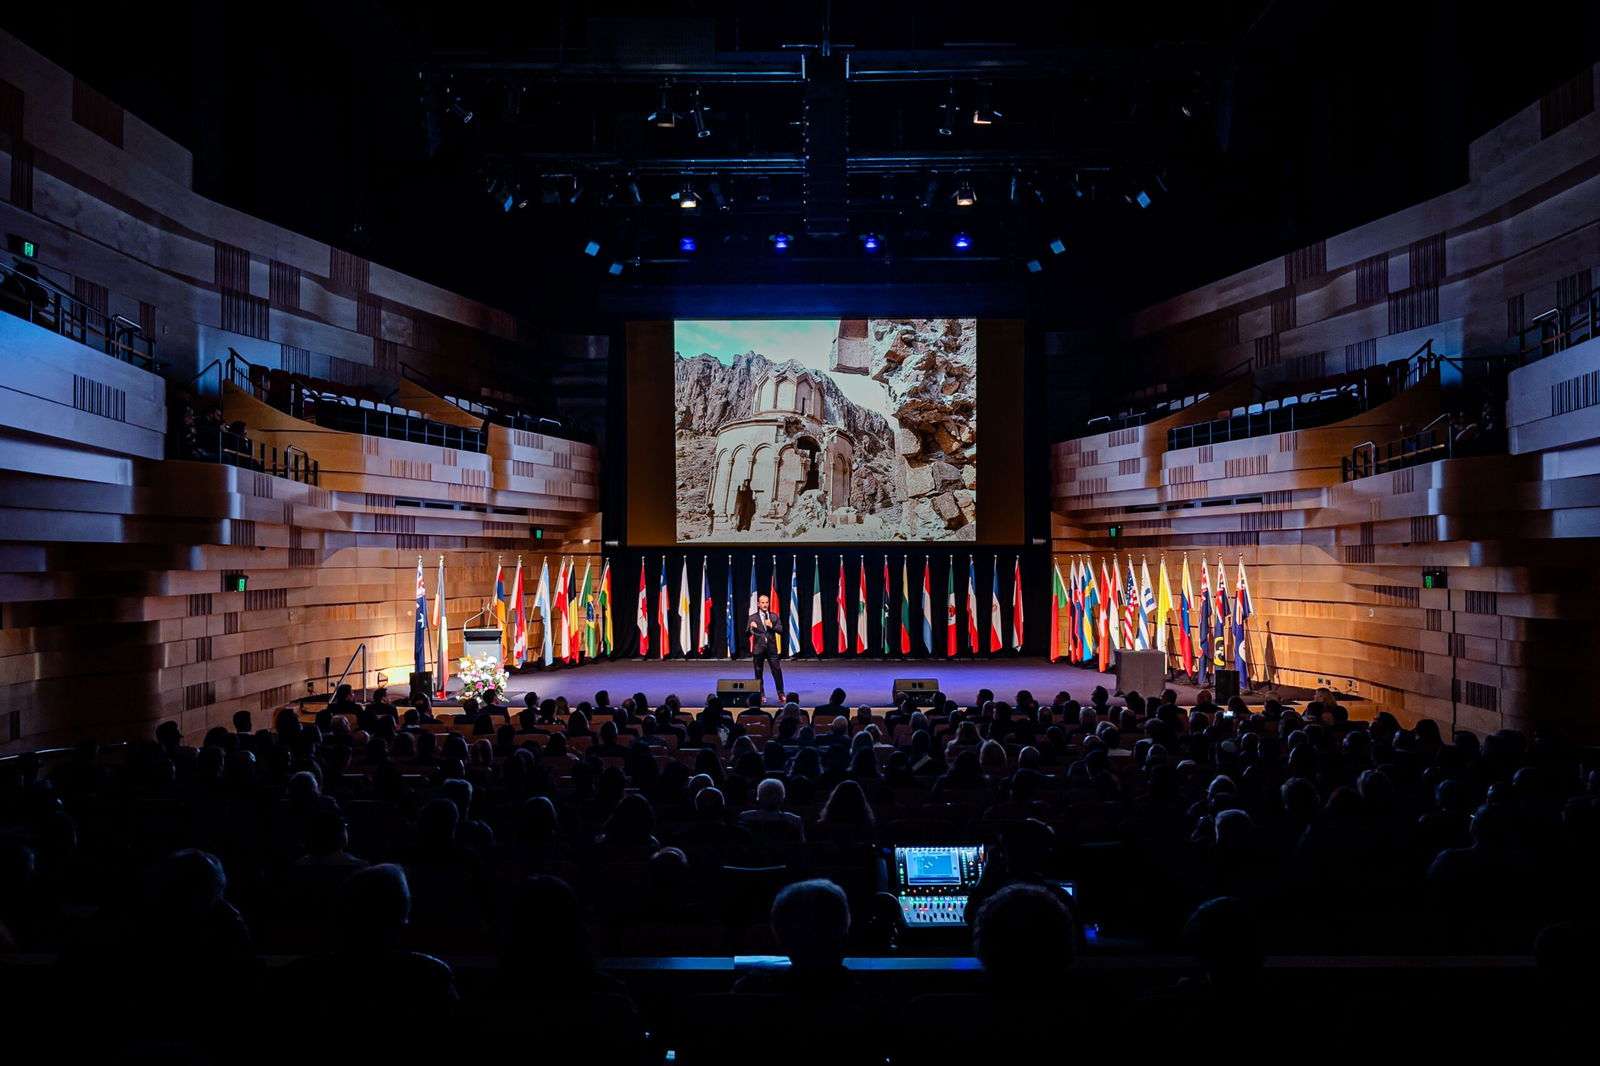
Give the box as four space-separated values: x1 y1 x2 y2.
421 656 1307 710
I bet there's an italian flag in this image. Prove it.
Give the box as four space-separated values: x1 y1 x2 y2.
810 559 823 655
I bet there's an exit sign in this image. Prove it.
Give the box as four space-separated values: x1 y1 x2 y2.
5 234 35 258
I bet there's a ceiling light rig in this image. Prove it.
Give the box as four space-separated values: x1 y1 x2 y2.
972 82 1001 126
648 81 678 128
954 178 977 208
937 83 959 136
675 178 700 209
689 85 711 139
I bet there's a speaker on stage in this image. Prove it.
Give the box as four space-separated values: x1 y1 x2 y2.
1115 650 1164 698
891 678 940 706
1213 669 1241 702
409 671 433 700
716 678 759 700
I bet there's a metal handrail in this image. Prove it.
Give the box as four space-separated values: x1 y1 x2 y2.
329 642 369 702
1516 287 1598 362
182 357 225 396
0 258 156 369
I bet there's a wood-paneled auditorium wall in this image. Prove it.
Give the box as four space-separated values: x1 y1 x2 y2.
0 34 604 753
1053 64 1600 740
0 31 550 403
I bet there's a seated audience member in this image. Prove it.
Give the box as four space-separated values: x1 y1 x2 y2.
493 875 632 997
973 882 1078 994
291 805 367 869
598 793 660 850
733 878 858 993
285 865 457 1031
738 778 806 842
813 779 876 846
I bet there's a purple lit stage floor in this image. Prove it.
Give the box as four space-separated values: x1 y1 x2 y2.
429 656 1299 709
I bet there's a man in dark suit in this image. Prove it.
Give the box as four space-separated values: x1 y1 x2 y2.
749 593 784 699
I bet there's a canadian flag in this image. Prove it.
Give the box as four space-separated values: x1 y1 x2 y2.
636 559 648 657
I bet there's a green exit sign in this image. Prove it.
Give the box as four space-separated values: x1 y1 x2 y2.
1422 568 1447 589
6 234 35 258
222 572 248 593
20 240 35 258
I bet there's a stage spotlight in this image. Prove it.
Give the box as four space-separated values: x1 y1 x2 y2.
447 99 474 124
952 231 972 249
1129 188 1152 208
972 82 1001 125
861 232 881 252
486 177 514 212
680 236 697 253
690 86 711 138
771 232 792 251
625 176 643 205
1070 174 1085 199
675 180 700 209
754 176 772 202
1026 259 1043 273
954 179 976 207
583 240 601 257
937 84 958 136
920 173 941 209
707 178 728 210
607 261 625 276
1009 173 1022 203
648 82 677 128
1049 238 1066 255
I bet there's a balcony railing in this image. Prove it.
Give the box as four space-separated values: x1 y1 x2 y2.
0 259 156 369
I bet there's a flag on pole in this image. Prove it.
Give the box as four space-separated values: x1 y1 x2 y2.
1050 561 1067 663
1198 558 1213 683
510 558 527 666
837 557 849 654
1124 556 1141 650
553 558 569 662
492 561 508 664
946 559 958 657
900 557 912 654
413 557 428 677
966 556 979 653
1012 556 1024 651
988 557 1003 652
1157 556 1173 656
1234 556 1254 680
582 559 596 659
725 556 735 657
748 557 759 628
538 557 553 666
1214 557 1230 671
1097 557 1114 673
567 561 581 662
657 558 669 661
788 557 802 658
880 556 891 655
432 556 448 697
636 559 649 658
599 559 612 656
1084 558 1101 665
697 557 711 654
857 557 869 654
811 558 824 655
921 557 934 654
770 559 779 642
1137 556 1155 651
677 558 691 655
1178 555 1195 675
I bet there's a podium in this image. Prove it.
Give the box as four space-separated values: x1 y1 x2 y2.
462 627 503 662
1115 650 1165 697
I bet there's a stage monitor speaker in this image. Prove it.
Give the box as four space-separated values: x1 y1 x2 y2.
1213 669 1241 702
1115 650 1165 698
409 672 433 700
716 678 759 700
891 678 941 706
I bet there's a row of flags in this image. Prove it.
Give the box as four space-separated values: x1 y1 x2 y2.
1050 553 1255 683
413 555 615 694
635 555 1029 659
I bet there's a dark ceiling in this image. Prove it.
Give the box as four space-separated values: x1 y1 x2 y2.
4 1 1598 326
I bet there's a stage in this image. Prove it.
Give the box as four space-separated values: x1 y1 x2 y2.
414 655 1310 711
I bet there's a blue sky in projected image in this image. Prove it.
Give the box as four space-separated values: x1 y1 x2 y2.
675 319 892 418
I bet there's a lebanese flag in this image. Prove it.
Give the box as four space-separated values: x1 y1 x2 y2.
988 558 1003 652
855 557 868 654
810 560 823 655
1011 556 1024 650
1050 562 1067 663
636 559 649 657
945 560 957 657
836 557 848 653
966 556 979 653
510 558 527 666
657 558 668 660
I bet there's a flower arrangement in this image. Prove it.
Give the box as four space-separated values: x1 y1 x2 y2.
456 653 509 704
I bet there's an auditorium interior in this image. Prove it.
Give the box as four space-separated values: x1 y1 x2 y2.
1 3 1599 1059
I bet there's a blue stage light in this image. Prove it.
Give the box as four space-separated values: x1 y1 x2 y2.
607 261 625 276
680 237 697 253
1026 259 1043 273
1049 239 1066 255
772 232 791 251
583 240 601 257
862 233 880 251
952 232 971 249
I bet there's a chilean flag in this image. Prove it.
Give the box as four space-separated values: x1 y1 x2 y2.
657 557 668 660
988 558 1003 652
966 555 979 653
